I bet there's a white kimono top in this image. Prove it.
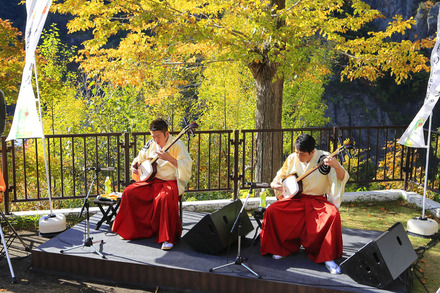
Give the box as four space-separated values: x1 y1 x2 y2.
132 134 192 195
272 149 349 208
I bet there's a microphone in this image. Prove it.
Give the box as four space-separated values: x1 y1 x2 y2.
86 166 116 172
246 182 270 188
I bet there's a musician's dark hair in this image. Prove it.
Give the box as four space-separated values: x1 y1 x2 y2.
149 118 168 133
295 134 316 153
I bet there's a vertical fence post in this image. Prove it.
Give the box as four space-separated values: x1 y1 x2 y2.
403 146 411 191
1 136 9 214
332 127 339 152
121 132 131 187
230 130 241 200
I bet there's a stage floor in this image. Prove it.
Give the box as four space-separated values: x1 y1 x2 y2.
31 211 410 293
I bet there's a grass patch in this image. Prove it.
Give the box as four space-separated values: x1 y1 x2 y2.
340 199 440 293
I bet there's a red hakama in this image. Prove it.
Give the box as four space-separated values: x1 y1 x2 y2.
112 178 181 244
260 194 342 263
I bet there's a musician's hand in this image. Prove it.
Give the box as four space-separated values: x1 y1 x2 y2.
324 156 346 181
156 151 178 167
324 156 340 168
270 181 284 192
131 163 139 175
156 150 171 161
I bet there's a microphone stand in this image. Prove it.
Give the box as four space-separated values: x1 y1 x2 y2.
60 169 106 259
209 185 261 279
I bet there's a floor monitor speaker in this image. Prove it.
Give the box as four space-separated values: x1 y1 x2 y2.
340 222 417 288
183 199 254 255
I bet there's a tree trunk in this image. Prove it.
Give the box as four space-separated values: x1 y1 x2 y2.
248 61 284 184
247 0 286 185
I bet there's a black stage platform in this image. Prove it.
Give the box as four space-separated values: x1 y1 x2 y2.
32 211 410 293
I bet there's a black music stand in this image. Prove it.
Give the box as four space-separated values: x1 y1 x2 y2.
209 185 261 279
60 168 108 259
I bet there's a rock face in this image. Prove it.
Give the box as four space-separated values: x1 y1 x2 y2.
324 0 440 128
363 0 440 40
426 4 440 37
325 92 392 127
364 0 418 30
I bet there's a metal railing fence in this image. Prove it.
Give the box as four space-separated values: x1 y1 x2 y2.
1 126 439 214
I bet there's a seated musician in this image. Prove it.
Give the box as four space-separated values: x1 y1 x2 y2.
112 118 192 250
260 134 349 274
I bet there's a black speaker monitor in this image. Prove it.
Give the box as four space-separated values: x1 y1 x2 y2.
340 222 417 289
183 199 254 255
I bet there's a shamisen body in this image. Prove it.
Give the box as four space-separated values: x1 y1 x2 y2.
275 148 349 209
132 133 192 196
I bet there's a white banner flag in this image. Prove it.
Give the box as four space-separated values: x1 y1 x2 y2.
6 0 52 141
24 0 53 62
398 11 440 148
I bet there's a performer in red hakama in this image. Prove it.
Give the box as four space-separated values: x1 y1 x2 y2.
260 134 349 274
0 169 5 203
112 118 192 250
